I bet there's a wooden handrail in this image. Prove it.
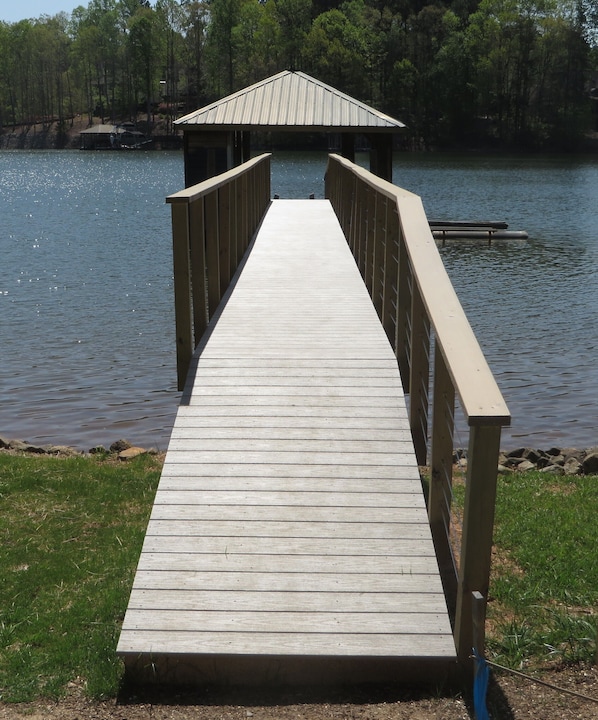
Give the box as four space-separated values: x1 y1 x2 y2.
167 154 271 390
325 153 511 668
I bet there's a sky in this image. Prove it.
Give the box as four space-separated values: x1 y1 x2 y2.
1 1 90 23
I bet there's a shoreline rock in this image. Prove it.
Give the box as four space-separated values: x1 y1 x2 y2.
0 435 160 461
454 446 598 476
1 433 597 474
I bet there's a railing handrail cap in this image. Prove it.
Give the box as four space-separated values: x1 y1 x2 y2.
167 153 272 204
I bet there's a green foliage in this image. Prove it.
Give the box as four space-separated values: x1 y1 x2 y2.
0 453 161 702
487 472 598 670
0 0 596 147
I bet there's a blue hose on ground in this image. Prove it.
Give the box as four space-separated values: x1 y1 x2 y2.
473 648 490 720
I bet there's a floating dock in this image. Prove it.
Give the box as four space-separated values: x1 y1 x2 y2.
429 220 528 242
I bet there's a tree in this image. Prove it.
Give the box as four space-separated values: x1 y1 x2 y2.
0 0 594 147
303 7 368 97
465 0 591 147
127 4 162 122
206 0 242 93
179 0 210 108
275 0 312 69
156 0 187 132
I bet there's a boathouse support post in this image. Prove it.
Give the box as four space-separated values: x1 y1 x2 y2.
340 132 355 163
242 131 251 164
368 133 393 182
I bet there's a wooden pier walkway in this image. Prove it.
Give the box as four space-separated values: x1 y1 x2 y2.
117 199 456 685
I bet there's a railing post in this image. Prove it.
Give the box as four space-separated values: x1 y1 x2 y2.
171 202 193 391
409 282 430 465
454 423 502 665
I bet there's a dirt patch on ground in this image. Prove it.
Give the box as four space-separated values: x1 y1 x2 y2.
1 666 597 720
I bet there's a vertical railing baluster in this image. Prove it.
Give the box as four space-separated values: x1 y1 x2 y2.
230 177 239 275
382 203 398 348
235 172 244 256
409 281 430 465
365 191 376 298
349 174 358 254
371 195 386 317
396 221 410 390
357 178 368 276
204 189 220 317
219 182 231 297
430 342 457 618
189 197 208 346
351 177 361 262
365 184 376 283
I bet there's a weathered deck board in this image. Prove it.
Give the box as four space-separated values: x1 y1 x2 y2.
126 590 448 612
117 200 456 685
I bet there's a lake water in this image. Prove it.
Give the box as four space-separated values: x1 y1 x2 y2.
1 150 597 451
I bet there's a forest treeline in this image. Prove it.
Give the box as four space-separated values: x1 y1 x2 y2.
1 0 597 149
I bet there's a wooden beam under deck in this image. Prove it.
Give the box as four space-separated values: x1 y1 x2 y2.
117 200 456 686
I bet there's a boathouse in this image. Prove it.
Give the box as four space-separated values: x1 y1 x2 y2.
80 122 149 150
175 70 405 185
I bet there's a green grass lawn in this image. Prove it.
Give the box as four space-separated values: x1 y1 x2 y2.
0 452 161 702
1 452 596 703
486 471 598 671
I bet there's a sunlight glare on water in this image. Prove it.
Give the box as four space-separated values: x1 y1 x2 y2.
1 150 184 450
